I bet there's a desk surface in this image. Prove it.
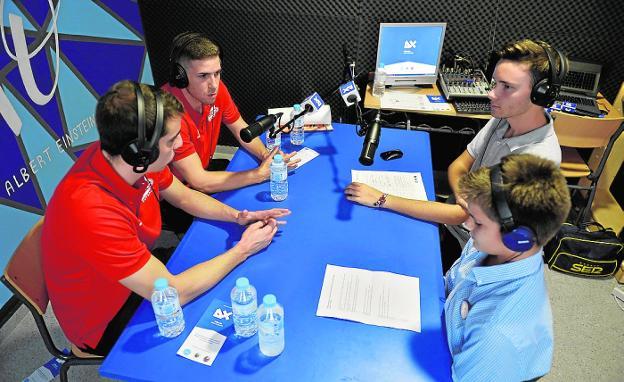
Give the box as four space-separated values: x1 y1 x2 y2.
100 124 452 381
364 83 491 120
364 84 621 121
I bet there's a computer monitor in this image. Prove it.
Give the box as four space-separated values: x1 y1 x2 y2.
375 22 447 87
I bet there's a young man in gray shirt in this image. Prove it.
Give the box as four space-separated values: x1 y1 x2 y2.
345 39 564 246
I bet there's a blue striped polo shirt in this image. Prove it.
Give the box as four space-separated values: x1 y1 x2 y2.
444 238 553 381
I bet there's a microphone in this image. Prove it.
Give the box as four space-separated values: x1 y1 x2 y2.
240 112 283 143
301 92 325 113
269 93 325 138
359 111 382 166
338 80 361 106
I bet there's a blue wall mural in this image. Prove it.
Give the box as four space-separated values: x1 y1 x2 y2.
0 0 152 307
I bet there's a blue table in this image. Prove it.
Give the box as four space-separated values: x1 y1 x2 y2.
100 124 452 381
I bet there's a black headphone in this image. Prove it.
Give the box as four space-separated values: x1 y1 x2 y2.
168 32 222 89
120 83 164 173
490 163 536 252
530 42 569 107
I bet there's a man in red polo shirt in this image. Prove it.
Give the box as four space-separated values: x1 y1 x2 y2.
42 81 289 356
161 32 298 232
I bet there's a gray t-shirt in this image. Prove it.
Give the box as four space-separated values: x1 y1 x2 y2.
467 113 561 171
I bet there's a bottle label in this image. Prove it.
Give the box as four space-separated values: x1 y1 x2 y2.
232 301 257 315
271 171 287 182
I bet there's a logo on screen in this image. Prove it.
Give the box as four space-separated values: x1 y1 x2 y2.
404 40 416 49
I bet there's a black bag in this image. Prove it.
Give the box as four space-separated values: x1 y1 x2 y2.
544 222 624 277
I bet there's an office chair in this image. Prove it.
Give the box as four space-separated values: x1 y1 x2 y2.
553 112 624 224
589 82 624 235
612 82 624 115
1 219 103 382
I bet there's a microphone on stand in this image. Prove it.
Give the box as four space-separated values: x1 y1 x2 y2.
359 110 382 166
239 112 283 143
300 92 325 114
269 92 325 138
338 80 361 107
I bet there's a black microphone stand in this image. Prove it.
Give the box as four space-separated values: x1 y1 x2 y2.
266 113 283 140
268 109 308 139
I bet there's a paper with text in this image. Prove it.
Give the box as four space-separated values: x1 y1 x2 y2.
290 147 319 168
351 170 428 200
316 264 421 332
177 299 232 366
380 90 451 111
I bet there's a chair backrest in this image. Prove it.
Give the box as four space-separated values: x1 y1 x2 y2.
2 218 48 315
553 112 624 148
613 82 624 115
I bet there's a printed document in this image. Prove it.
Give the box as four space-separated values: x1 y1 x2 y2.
316 264 421 332
351 170 428 200
290 147 319 168
177 299 232 366
380 90 451 111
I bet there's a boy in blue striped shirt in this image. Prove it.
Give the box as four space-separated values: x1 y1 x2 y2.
445 154 570 381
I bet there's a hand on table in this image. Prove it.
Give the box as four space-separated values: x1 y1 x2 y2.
344 182 385 207
236 219 278 258
236 208 291 226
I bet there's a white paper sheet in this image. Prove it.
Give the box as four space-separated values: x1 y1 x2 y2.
268 105 333 128
380 90 451 111
316 264 421 332
290 147 319 168
351 170 428 201
176 299 231 366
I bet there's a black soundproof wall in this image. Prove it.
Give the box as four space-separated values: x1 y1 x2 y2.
138 0 624 146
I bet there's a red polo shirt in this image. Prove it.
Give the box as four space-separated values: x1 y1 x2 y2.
41 142 173 349
162 81 241 175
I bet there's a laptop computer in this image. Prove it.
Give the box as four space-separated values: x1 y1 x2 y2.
555 59 603 116
375 22 447 87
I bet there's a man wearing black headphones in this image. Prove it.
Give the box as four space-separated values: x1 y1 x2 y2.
346 39 566 263
41 81 290 356
444 153 570 380
161 32 298 232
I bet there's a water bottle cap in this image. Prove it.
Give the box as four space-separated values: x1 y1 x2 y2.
273 154 283 163
236 277 250 289
263 294 277 306
379 62 385 69
154 278 168 290
293 104 302 112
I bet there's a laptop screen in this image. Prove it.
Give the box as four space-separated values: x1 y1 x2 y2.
561 59 602 96
376 22 447 86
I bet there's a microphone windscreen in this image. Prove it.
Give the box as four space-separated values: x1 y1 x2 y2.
239 113 280 143
359 111 381 165
302 92 325 113
240 128 255 143
339 81 361 106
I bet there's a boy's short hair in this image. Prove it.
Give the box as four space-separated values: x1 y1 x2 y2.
96 80 183 156
175 33 220 66
459 154 571 246
497 39 562 87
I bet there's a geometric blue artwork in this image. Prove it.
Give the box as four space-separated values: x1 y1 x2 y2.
0 0 147 308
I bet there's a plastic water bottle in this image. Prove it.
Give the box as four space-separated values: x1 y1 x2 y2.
266 122 281 152
270 154 288 201
290 103 305 145
22 351 68 382
372 63 387 98
230 277 258 338
258 294 285 356
151 278 185 338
